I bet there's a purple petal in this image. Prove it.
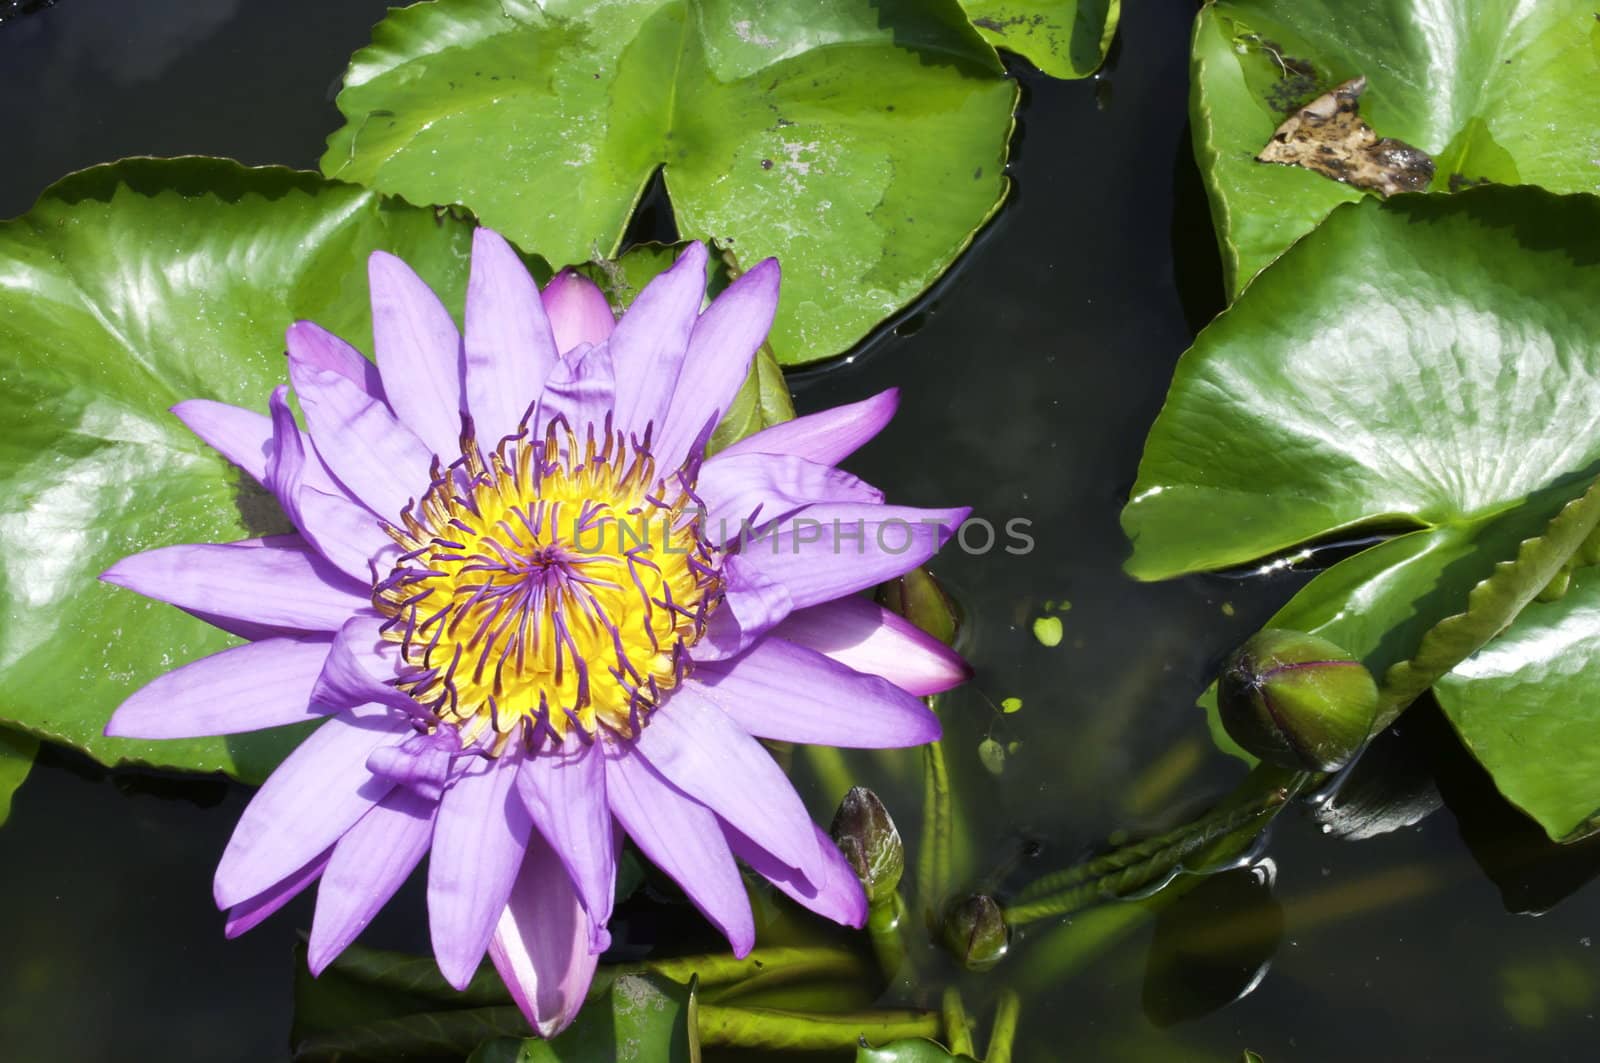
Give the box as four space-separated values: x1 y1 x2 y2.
464 228 560 445
632 686 819 873
289 363 433 518
609 242 707 441
692 557 793 660
490 830 601 1038
295 485 394 582
264 389 389 581
718 389 899 466
772 597 971 696
541 269 615 355
727 823 866 928
308 786 437 975
688 637 940 748
368 250 465 459
264 386 309 528
368 730 461 802
313 615 421 716
102 536 368 634
214 707 408 908
604 749 754 955
536 340 615 443
653 258 780 469
286 320 385 400
171 398 345 498
429 753 533 990
698 452 882 543
106 637 333 739
516 741 615 946
734 504 970 611
225 849 330 939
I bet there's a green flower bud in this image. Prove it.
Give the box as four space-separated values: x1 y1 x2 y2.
829 787 904 905
1217 628 1379 773
877 565 961 647
941 894 1008 971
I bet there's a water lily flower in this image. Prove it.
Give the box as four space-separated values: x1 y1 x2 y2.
100 232 971 1035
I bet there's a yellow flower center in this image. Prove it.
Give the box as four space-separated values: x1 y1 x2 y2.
374 418 718 753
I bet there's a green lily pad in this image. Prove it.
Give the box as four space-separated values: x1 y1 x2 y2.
0 728 37 826
1435 565 1600 841
857 1038 975 1062
1191 0 1600 297
1123 188 1600 780
959 0 1120 79
0 157 477 783
321 0 1017 365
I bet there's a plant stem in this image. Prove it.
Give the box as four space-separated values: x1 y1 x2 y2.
695 1004 939 1050
634 945 864 989
868 890 914 987
917 735 953 924
986 989 1021 1063
942 986 975 1056
1004 768 1302 926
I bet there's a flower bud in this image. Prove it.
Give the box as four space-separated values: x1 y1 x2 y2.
877 565 961 646
830 787 904 905
1217 628 1379 773
941 894 1008 971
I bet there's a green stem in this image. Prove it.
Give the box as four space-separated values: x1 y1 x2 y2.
986 989 1021 1063
917 736 953 923
868 890 913 987
941 987 976 1057
634 945 863 989
1004 770 1301 926
695 1005 939 1050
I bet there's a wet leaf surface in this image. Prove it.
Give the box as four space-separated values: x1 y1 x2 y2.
1125 189 1600 823
0 157 477 782
322 0 1017 365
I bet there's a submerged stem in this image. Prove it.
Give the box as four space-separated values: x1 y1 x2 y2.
941 986 975 1056
694 1004 939 1050
1004 767 1302 926
634 945 864 989
986 989 1021 1063
868 890 914 988
917 735 953 923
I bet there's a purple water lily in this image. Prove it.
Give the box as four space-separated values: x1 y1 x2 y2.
101 232 970 1035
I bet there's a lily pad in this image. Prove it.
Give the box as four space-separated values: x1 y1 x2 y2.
0 157 477 783
321 0 1017 365
1435 566 1600 842
1191 0 1600 297
959 0 1120 79
857 1039 975 1062
0 728 37 826
1123 188 1600 783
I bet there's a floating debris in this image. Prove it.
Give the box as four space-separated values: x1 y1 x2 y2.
1256 77 1434 196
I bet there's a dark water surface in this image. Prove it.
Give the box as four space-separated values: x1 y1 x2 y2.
4 1 1599 1060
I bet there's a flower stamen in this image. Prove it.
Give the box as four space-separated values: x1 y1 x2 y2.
375 415 718 754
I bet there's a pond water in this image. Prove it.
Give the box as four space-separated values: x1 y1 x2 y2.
3 1 1599 1060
